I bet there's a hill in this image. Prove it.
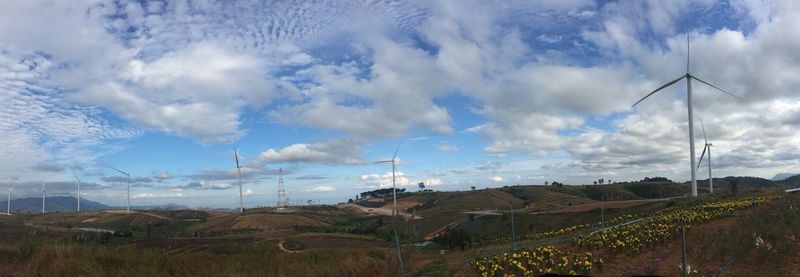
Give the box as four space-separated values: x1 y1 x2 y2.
778 174 800 187
1 196 110 213
771 172 797 181
697 176 778 190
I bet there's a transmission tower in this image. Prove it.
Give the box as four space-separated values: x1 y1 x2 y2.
277 168 288 209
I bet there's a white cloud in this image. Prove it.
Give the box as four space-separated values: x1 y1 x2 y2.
437 144 459 152
243 188 255 195
360 171 412 188
425 178 443 186
259 138 366 165
306 186 336 193
491 176 504 182
133 192 185 199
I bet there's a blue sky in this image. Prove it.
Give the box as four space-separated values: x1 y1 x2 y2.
1 0 800 208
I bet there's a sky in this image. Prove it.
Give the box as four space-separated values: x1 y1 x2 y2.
1 0 799 208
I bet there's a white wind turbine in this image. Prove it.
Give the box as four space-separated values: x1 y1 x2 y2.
41 181 46 214
234 148 244 214
71 167 81 212
697 119 713 193
7 185 12 215
632 21 743 197
375 144 401 217
109 166 132 213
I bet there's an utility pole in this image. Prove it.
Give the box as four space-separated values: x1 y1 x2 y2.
510 203 517 251
680 218 687 277
601 195 605 227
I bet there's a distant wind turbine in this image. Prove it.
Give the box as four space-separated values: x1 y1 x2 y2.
375 143 401 217
109 166 132 213
41 181 46 214
71 167 81 212
7 186 12 215
697 120 713 193
234 148 244 214
631 20 743 197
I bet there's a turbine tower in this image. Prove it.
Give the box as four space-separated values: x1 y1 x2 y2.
41 181 46 214
697 120 713 193
234 148 244 213
110 166 132 213
277 168 288 209
71 167 81 212
6 186 10 215
631 19 742 197
375 144 401 217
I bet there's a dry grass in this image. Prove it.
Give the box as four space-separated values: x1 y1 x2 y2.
0 241 393 277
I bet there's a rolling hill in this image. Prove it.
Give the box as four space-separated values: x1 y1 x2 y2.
1 196 110 213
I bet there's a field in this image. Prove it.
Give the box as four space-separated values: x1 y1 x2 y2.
0 181 798 276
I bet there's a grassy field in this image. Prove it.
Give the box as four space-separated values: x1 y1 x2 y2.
0 181 796 276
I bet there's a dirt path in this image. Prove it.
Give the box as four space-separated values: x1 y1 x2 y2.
528 198 672 214
339 203 421 219
463 210 501 215
139 212 171 220
278 239 304 253
424 215 487 240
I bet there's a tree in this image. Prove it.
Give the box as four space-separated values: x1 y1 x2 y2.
599 178 605 184
418 182 425 191
544 181 549 186
593 181 597 185
470 186 476 191
348 198 354 203
726 177 739 196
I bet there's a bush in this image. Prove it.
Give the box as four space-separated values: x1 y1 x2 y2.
16 237 37 260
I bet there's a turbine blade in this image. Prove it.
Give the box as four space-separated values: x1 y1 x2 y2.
392 143 401 160
697 145 707 170
631 75 685 107
686 17 690 73
700 119 708 145
71 167 80 181
109 166 127 175
234 148 240 168
691 75 745 101
374 160 393 164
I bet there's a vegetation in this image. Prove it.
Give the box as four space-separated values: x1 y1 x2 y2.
1 181 798 276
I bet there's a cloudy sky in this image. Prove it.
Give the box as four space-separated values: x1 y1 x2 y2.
1 0 799 208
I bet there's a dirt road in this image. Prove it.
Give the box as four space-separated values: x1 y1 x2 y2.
339 203 422 219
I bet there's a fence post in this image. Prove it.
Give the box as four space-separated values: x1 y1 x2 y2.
510 202 516 251
681 218 687 277
394 230 406 277
601 195 605 228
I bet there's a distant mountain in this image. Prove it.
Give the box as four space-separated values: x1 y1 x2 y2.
771 173 797 181
1 196 110 213
778 174 800 187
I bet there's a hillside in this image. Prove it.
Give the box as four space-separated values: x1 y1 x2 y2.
697 176 779 189
778 174 800 187
1 196 110 213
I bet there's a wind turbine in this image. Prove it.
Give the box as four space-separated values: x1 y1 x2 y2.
234 148 244 214
7 186 12 215
41 181 46 214
71 167 81 212
109 166 132 213
631 20 743 197
375 144 401 217
697 120 713 193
